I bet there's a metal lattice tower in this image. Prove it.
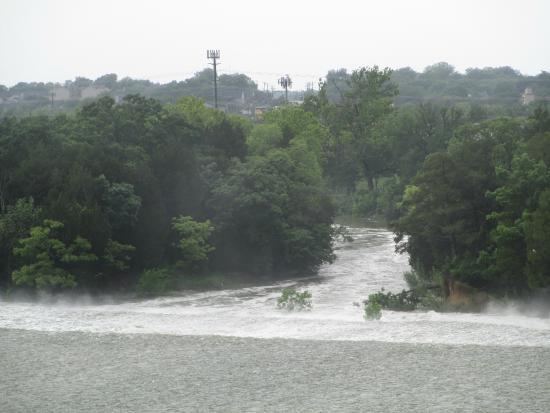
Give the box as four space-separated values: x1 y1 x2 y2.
207 50 221 108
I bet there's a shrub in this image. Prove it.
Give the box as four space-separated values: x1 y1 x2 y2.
364 300 382 320
363 288 423 320
364 288 420 312
277 287 312 311
136 268 174 296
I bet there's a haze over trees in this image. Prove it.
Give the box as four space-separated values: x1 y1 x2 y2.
2 62 549 118
1 63 550 299
0 94 335 293
303 66 550 297
0 69 278 118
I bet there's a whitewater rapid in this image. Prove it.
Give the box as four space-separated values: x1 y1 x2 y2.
1 227 549 347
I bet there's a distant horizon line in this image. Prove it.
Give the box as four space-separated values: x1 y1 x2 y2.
2 61 549 90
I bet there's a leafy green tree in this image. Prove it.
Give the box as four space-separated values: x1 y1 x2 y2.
211 148 335 273
102 239 135 271
0 198 41 286
12 220 97 290
421 62 457 80
172 216 215 270
394 128 498 288
346 67 396 188
524 189 550 289
94 73 118 89
247 124 284 156
479 153 550 293
97 175 142 230
394 113 550 296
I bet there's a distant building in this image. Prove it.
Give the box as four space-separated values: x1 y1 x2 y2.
522 87 536 105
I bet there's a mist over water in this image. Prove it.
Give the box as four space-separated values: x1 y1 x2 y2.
2 225 550 412
1 226 549 346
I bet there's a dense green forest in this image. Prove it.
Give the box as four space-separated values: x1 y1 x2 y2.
1 64 550 298
0 96 335 293
305 67 550 297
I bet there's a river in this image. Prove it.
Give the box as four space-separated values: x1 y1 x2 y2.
1 226 549 412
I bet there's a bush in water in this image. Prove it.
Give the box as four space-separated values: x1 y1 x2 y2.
364 300 382 320
364 289 420 311
277 287 312 311
363 289 422 320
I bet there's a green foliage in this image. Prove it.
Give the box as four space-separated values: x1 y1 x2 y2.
136 268 174 296
364 286 445 317
211 148 335 274
416 291 445 311
392 111 550 296
247 124 284 155
6 63 547 297
171 216 215 270
3 64 549 120
0 198 41 285
315 66 398 192
351 177 404 220
0 92 338 292
102 239 135 271
393 119 508 285
523 189 550 289
364 300 382 320
97 175 142 230
364 289 420 312
276 287 312 311
352 180 378 215
11 219 97 290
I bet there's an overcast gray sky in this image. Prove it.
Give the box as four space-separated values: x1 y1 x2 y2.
1 0 549 89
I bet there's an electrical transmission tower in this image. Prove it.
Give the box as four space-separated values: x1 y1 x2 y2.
206 49 221 108
278 74 292 103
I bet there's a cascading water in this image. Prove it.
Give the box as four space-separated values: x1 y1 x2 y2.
2 226 550 412
1 226 549 346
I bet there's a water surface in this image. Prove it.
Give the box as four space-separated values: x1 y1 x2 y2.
1 227 549 412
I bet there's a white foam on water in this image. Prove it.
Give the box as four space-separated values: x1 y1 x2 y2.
1 227 549 347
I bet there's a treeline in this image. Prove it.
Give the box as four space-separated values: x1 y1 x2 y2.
0 70 276 118
324 62 550 117
393 108 550 295
2 64 550 297
3 62 549 119
302 66 550 296
0 96 335 293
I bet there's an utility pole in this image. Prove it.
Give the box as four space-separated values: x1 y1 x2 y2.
206 49 220 108
278 74 292 103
